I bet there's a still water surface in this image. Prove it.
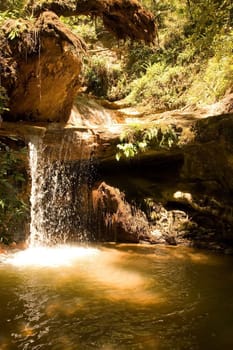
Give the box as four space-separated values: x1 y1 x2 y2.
0 244 233 350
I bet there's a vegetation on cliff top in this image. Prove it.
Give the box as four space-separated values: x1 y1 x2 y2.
1 0 232 111
77 0 233 111
126 0 233 111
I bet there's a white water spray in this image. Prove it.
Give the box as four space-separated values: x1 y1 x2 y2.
28 129 96 247
0 128 99 268
28 137 45 246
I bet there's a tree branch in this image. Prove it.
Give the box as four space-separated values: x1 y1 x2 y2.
25 0 157 43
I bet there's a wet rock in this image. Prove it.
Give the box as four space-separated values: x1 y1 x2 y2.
92 182 151 243
164 235 177 246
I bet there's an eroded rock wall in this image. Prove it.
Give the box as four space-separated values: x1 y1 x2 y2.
97 113 233 251
0 11 85 122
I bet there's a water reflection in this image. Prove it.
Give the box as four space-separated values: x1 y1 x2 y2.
0 244 233 349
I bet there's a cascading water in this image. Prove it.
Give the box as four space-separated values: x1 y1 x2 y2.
28 129 96 247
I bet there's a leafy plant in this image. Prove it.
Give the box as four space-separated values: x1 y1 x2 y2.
119 0 233 110
0 0 26 24
185 32 233 106
116 124 179 161
61 15 98 42
126 62 189 111
0 140 28 244
7 19 27 40
84 55 125 100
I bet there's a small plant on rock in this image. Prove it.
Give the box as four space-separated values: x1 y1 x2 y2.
116 124 179 161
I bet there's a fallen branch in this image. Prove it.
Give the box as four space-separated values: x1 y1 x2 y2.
25 0 157 43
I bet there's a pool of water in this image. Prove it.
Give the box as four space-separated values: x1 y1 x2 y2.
0 244 233 350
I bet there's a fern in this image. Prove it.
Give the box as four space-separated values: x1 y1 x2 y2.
116 125 179 161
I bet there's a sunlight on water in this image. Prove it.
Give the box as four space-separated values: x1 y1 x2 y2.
1 244 164 306
0 245 233 349
2 245 99 268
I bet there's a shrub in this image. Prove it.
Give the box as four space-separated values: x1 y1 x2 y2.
0 140 28 244
185 30 233 106
126 62 189 111
84 55 127 100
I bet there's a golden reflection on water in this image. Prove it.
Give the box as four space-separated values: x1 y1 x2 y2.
19 322 36 337
44 246 167 307
1 244 232 350
46 298 86 317
54 335 74 350
83 248 166 305
0 337 10 350
120 243 222 266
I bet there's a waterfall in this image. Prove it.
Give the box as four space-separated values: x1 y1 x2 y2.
28 129 96 247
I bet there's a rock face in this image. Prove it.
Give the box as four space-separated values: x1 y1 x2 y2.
181 113 233 200
97 111 233 251
1 95 233 250
92 182 151 243
0 11 85 122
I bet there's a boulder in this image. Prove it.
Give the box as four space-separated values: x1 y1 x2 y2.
92 182 151 242
0 11 85 122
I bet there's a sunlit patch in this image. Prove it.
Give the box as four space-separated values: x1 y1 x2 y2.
46 302 61 317
20 323 35 338
104 289 165 305
2 245 99 268
107 124 122 133
77 248 167 306
173 190 192 202
0 336 10 350
188 252 216 264
133 333 160 350
101 344 116 350
147 245 220 265
81 131 92 140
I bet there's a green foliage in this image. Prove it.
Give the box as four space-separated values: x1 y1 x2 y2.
186 52 233 106
116 124 179 161
84 55 127 100
122 0 233 110
0 0 26 21
187 27 233 105
0 141 28 244
124 43 157 80
126 62 189 111
7 18 28 40
61 16 98 42
0 1 33 45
